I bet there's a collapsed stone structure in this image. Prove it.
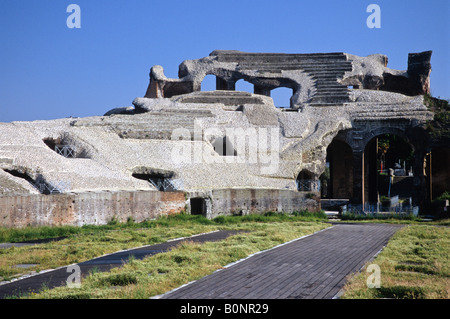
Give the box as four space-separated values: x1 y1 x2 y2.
1 49 447 227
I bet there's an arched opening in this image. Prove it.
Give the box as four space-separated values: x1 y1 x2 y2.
131 167 177 192
363 134 415 205
270 87 293 108
296 170 318 192
43 136 90 159
3 168 65 195
235 79 254 94
200 74 217 91
323 140 353 199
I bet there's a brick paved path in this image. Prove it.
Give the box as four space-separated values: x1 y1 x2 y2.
161 223 403 299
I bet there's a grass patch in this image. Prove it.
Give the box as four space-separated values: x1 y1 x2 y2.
340 225 450 299
213 210 327 224
0 215 220 281
340 212 418 222
0 214 209 244
374 286 426 299
338 213 450 226
94 273 139 287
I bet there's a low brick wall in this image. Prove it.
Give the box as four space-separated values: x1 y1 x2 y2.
207 188 320 219
0 188 321 228
0 190 186 228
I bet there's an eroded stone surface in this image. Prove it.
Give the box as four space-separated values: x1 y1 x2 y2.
0 50 439 226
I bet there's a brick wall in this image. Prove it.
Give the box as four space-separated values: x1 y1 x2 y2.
0 190 186 228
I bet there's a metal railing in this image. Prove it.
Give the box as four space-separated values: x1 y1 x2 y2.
55 145 76 158
296 179 320 192
33 180 71 194
148 178 183 192
345 201 419 216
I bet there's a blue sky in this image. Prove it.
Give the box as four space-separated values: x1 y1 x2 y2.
0 0 448 122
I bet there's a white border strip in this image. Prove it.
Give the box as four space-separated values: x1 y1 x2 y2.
167 230 220 242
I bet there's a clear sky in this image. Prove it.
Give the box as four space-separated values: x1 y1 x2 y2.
0 0 448 122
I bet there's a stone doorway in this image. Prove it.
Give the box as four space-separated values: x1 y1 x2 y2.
190 197 207 216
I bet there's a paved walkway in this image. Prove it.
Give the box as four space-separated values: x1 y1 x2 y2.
160 223 403 299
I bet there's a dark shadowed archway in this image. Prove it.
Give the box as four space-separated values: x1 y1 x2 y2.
363 134 415 204
426 146 450 200
324 139 353 199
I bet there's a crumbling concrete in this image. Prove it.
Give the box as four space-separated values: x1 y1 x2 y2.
206 188 320 219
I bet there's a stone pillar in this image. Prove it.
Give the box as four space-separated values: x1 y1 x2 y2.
145 79 163 98
407 51 432 95
413 150 428 207
254 85 271 97
216 77 236 90
352 151 364 205
366 138 378 203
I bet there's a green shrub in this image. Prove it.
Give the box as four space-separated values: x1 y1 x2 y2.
262 211 275 217
341 212 416 221
97 273 138 287
435 191 450 201
292 210 328 220
213 216 227 224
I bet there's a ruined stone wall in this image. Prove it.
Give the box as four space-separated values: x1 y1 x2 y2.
207 188 320 219
0 190 186 228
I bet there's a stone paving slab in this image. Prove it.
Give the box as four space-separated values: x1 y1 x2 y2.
0 230 243 299
161 223 403 299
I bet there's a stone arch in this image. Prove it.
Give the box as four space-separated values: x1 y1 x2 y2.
235 78 254 94
200 74 217 91
363 131 415 204
360 126 417 153
332 125 426 206
295 169 318 192
271 87 294 108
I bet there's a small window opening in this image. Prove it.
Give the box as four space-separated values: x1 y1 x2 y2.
190 197 206 216
132 173 176 192
131 168 178 192
3 169 35 185
3 169 62 194
296 170 319 192
271 87 293 108
201 74 217 91
43 137 89 158
235 79 254 94
212 136 237 156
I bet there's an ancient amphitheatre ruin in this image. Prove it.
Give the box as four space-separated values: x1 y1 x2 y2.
0 49 448 227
